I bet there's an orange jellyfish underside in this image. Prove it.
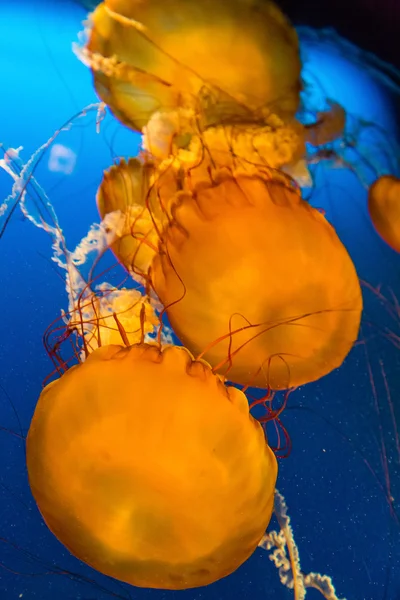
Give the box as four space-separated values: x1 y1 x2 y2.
368 175 400 253
26 344 277 590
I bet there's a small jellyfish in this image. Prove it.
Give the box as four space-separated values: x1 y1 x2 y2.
26 343 277 590
97 158 161 277
47 143 77 174
68 283 159 353
368 175 400 253
303 100 347 147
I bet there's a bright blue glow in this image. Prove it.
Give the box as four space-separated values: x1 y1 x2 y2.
299 28 398 130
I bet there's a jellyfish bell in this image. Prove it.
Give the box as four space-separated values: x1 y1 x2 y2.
95 153 362 390
150 169 362 390
368 175 400 253
81 0 302 132
96 158 162 278
96 115 310 278
26 342 277 590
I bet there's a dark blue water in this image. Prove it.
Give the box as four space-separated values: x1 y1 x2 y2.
0 1 400 599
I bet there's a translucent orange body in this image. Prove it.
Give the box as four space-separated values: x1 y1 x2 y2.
96 158 160 276
26 344 277 590
152 172 363 389
86 0 301 131
368 175 400 253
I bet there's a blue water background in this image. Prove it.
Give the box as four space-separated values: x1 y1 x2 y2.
0 1 399 599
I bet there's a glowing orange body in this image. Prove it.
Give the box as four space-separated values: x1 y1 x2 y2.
27 344 277 590
368 175 400 253
152 172 362 389
86 0 301 130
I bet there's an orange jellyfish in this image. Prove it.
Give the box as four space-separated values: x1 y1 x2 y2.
81 0 302 131
151 171 362 389
79 1 348 186
368 175 400 253
26 343 277 590
97 155 362 390
96 158 162 279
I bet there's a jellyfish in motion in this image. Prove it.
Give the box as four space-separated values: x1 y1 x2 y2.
368 175 400 253
67 283 159 354
26 343 277 590
77 0 351 188
98 154 362 390
80 0 302 132
152 170 363 389
96 157 162 278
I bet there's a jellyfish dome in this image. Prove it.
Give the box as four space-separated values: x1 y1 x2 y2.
150 170 362 389
26 343 277 590
83 0 302 131
96 158 162 277
368 175 400 253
